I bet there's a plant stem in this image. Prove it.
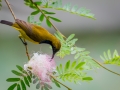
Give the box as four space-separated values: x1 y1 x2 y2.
30 0 66 38
23 39 30 60
4 0 30 60
4 0 16 20
92 59 120 76
48 73 72 90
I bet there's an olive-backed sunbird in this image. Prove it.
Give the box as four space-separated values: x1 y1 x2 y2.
0 19 61 59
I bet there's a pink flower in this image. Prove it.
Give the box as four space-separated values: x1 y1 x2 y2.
24 53 56 83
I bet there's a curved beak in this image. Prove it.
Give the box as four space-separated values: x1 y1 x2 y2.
51 51 56 59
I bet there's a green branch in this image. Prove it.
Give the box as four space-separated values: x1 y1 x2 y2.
92 59 120 76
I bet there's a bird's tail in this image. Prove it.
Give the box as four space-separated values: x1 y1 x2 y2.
0 20 13 26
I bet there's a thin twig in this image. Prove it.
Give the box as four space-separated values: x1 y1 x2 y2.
92 59 120 76
23 39 30 60
48 73 72 90
4 0 16 20
30 0 66 38
4 0 30 60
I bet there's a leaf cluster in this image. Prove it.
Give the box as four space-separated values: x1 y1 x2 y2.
100 50 120 66
7 65 55 90
31 0 96 19
55 32 78 58
71 46 100 69
48 0 96 19
24 0 61 27
6 65 32 90
24 0 96 27
55 32 99 69
56 60 93 83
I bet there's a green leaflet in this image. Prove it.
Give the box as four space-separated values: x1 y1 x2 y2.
36 82 40 89
100 49 120 66
71 5 78 12
29 4 36 9
12 70 23 76
56 66 61 75
34 1 42 6
49 16 62 22
46 18 52 27
100 55 105 61
74 53 80 59
67 38 78 46
27 75 32 83
6 78 20 82
33 77 39 84
107 49 112 59
64 60 70 72
37 83 52 90
83 77 93 80
75 62 85 70
24 77 30 87
52 79 61 88
17 84 21 90
42 10 56 14
113 50 119 57
45 2 48 8
21 80 26 90
66 34 75 42
103 51 109 60
24 0 30 2
59 64 63 74
44 86 49 90
39 14 44 21
7 83 17 90
31 10 40 15
55 31 64 42
70 61 77 69
44 83 52 89
63 3 71 11
16 65 24 72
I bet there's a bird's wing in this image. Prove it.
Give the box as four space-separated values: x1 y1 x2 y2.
15 19 32 35
15 19 41 42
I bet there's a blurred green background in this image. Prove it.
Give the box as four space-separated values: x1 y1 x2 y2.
0 0 120 90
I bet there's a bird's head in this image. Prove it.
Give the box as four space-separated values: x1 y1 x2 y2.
51 40 61 59
51 46 59 59
40 39 61 59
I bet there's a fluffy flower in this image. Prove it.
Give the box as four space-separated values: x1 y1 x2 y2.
24 53 56 83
